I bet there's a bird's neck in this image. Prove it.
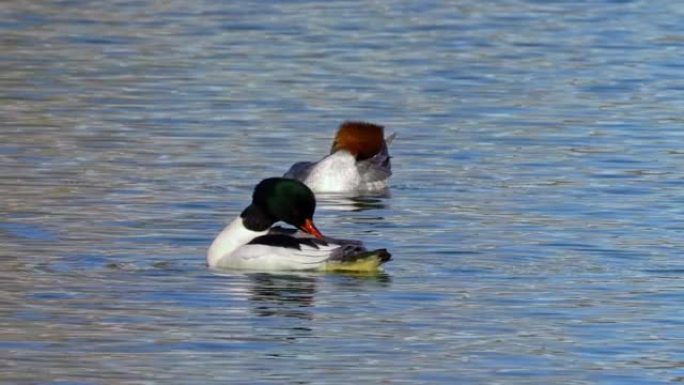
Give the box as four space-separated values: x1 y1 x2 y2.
207 217 268 267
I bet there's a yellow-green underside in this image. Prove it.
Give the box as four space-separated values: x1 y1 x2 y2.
323 255 386 273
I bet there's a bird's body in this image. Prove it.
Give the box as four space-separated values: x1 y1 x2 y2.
207 178 391 272
284 121 395 194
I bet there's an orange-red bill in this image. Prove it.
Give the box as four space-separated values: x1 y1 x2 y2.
301 218 324 239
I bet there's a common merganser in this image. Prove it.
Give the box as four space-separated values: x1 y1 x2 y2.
207 177 391 272
284 121 395 193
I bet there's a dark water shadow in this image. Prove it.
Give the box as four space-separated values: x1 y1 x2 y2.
247 273 318 319
315 191 391 212
245 271 392 319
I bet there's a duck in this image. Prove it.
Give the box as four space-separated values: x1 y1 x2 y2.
207 177 391 272
284 121 395 193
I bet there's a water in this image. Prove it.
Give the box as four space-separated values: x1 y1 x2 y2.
2 0 684 383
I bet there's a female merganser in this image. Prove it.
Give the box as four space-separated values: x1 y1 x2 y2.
207 177 391 272
284 121 395 193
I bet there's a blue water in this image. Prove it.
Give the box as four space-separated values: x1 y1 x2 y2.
2 1 684 384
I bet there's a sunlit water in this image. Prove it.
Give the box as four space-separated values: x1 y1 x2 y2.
2 1 684 384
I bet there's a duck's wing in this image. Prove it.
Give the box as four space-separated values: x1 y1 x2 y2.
268 226 299 236
228 233 338 270
241 228 391 271
248 233 329 249
283 161 315 181
269 226 382 258
270 226 364 246
270 227 390 265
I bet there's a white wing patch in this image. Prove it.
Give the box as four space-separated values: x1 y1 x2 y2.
216 242 341 271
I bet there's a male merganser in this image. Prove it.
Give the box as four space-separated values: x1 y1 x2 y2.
207 177 391 272
284 121 395 193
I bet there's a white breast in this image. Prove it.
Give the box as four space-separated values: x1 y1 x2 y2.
303 151 361 193
207 217 267 268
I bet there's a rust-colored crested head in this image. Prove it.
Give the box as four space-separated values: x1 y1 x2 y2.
330 121 385 161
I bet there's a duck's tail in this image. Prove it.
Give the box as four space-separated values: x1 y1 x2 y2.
325 248 392 273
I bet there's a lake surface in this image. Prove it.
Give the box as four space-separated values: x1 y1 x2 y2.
2 0 684 383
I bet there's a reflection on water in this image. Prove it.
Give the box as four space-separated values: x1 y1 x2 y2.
316 193 390 212
4 0 684 383
248 273 317 319
245 272 392 319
